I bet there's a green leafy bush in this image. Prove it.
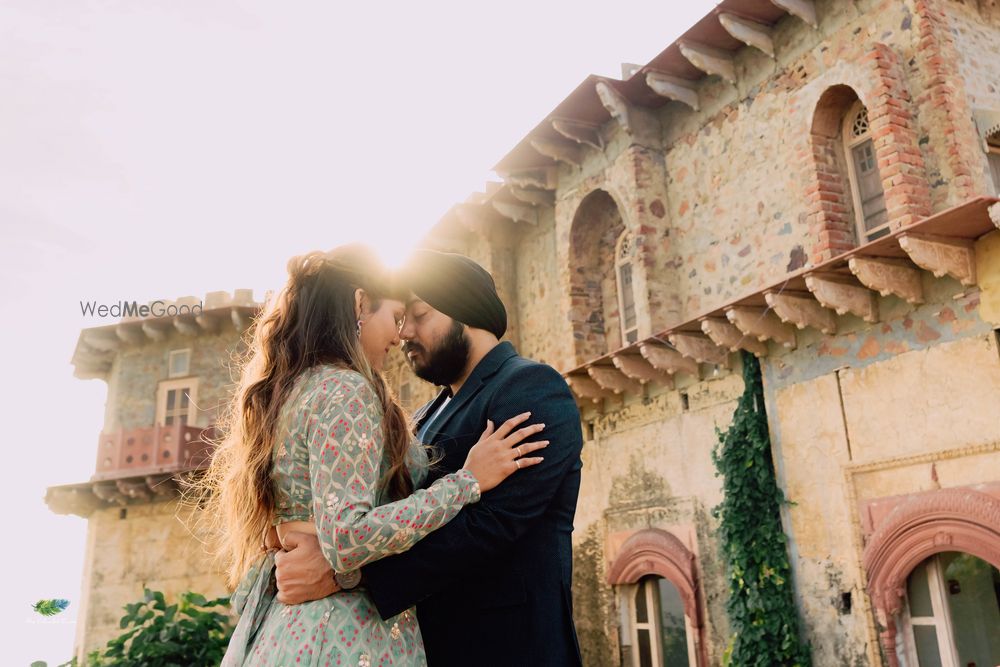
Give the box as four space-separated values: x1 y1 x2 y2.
82 588 233 667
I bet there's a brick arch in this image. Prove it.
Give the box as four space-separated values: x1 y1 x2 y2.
568 188 627 364
804 44 931 265
806 84 865 262
862 487 1000 667
607 528 701 627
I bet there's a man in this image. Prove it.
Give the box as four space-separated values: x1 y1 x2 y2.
273 249 584 666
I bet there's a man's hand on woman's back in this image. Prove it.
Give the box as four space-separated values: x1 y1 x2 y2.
273 531 339 604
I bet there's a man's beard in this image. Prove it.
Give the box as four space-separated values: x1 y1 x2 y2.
404 320 469 387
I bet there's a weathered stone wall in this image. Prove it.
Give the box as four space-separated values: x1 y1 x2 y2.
105 328 245 431
572 372 744 666
455 1 1000 665
75 499 229 659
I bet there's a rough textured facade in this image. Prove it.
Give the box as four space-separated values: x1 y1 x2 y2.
395 0 1000 665
48 1 1000 665
47 291 257 661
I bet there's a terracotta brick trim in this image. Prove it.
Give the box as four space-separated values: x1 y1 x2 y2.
861 487 1000 667
806 44 931 264
606 528 701 627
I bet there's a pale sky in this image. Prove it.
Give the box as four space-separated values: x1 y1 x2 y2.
1 1 716 663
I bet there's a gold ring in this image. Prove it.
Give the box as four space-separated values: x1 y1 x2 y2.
516 446 523 457
515 459 521 470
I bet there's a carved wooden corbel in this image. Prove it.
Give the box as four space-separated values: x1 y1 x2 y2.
566 375 613 404
764 290 837 335
529 137 583 167
588 365 642 395
492 199 538 225
718 13 775 57
700 316 768 356
645 71 700 111
612 353 671 386
804 273 879 323
639 342 700 377
551 117 603 150
725 306 797 348
678 40 737 85
770 0 818 28
508 186 555 208
501 166 558 191
847 257 924 305
667 331 731 367
898 233 977 286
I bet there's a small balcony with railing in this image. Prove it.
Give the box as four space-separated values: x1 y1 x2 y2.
45 423 217 517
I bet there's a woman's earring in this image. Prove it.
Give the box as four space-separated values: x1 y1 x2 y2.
356 319 363 337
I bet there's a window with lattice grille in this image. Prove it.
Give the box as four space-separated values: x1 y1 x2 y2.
844 103 889 242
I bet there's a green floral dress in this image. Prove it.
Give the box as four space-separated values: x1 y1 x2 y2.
222 365 480 667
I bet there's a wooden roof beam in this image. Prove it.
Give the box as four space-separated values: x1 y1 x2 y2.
645 71 700 111
678 40 737 85
847 257 924 305
804 273 879 323
718 12 776 58
770 0 818 28
725 306 797 349
898 233 977 286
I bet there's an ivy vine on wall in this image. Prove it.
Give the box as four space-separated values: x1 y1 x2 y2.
712 351 812 667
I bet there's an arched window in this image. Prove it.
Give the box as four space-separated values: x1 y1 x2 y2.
616 230 638 345
622 575 693 667
607 529 704 666
843 101 889 242
898 552 1000 666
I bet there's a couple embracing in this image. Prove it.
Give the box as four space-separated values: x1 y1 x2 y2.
200 245 584 667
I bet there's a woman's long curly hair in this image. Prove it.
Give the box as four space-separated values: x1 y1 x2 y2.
191 244 412 588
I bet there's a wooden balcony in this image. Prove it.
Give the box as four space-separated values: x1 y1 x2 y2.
45 424 217 517
93 423 215 481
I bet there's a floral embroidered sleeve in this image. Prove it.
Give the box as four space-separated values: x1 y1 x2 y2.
306 369 481 574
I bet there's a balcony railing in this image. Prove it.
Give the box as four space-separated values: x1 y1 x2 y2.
93 423 216 481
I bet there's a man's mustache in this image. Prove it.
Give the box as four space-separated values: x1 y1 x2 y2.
401 342 425 355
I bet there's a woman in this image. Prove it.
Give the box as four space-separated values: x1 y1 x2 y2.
198 245 547 666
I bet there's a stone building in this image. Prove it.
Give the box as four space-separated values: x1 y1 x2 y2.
386 1 1000 665
47 0 1000 665
45 291 262 660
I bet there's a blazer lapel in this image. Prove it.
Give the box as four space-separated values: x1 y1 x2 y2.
422 342 518 442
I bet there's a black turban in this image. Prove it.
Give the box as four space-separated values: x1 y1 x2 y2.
400 249 508 339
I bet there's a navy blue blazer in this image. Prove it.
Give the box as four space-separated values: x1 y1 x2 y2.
363 342 584 666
